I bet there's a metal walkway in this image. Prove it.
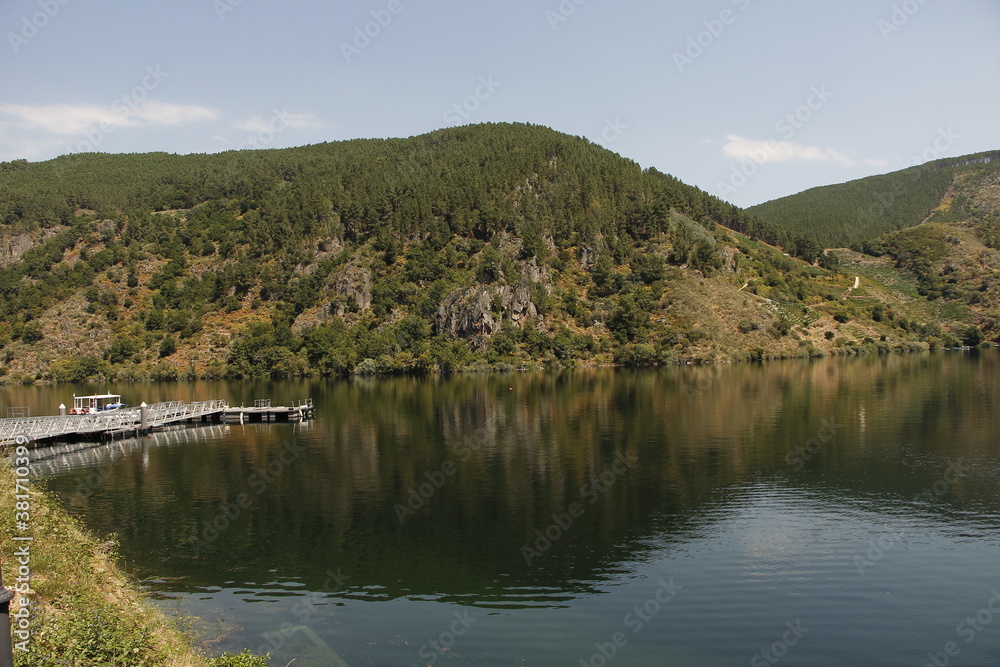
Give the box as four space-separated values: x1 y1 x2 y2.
0 400 229 446
224 398 315 423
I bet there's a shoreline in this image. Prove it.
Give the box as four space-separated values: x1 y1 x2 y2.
1 341 993 386
0 462 268 666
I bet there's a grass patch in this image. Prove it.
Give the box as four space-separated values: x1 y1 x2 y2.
0 458 269 666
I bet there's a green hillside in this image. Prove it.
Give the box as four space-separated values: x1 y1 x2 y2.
749 151 1000 248
0 124 991 382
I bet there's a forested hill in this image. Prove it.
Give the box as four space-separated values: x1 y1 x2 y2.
748 151 1000 248
0 123 992 382
1 123 789 250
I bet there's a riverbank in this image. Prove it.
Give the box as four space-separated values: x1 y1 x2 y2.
0 339 991 386
0 460 267 666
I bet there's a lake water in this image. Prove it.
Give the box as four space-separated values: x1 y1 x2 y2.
11 352 1000 666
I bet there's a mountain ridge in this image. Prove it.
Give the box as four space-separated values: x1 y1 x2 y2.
748 150 1000 248
0 123 994 382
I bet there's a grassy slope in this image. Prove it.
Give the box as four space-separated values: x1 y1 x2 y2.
0 461 266 666
748 152 1000 344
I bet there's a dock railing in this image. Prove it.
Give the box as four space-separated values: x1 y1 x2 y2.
0 400 230 446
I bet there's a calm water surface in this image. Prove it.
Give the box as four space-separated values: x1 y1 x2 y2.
10 352 1000 666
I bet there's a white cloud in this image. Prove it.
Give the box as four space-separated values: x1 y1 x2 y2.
0 101 221 160
233 117 270 133
0 101 218 136
233 111 322 133
283 112 322 128
0 103 122 135
132 101 219 126
722 135 857 167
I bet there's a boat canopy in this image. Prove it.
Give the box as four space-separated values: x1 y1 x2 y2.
72 394 124 411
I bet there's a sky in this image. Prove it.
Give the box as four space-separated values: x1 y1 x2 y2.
1 0 998 207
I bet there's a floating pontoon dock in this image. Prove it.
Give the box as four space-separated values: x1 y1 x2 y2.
0 400 228 446
0 398 315 447
224 398 315 423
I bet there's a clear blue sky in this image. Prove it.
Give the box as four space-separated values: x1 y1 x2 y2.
2 0 998 206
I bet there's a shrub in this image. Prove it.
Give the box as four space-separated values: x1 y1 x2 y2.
210 649 271 667
353 358 379 375
614 343 659 366
159 335 177 358
961 325 985 347
772 315 792 337
608 296 649 343
818 251 840 272
149 361 179 381
108 337 140 364
20 322 44 343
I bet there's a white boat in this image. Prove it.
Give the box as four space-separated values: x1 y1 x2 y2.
70 393 127 415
